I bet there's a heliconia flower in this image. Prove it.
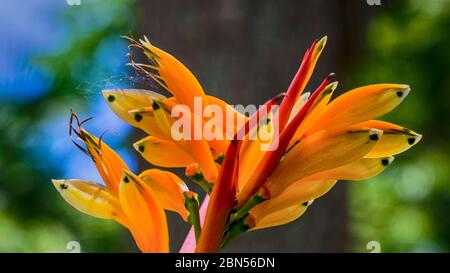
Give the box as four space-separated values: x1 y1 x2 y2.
51 113 193 252
57 35 421 253
194 36 418 251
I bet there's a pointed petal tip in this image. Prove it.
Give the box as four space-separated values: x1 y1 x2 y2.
101 89 120 102
412 133 423 145
316 36 327 51
51 179 62 187
381 156 395 166
388 156 395 165
132 141 142 153
51 179 70 192
330 81 338 89
394 84 411 100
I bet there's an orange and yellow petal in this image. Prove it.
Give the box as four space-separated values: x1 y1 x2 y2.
265 127 382 197
152 98 218 182
133 136 196 168
355 120 422 157
140 37 208 111
288 92 310 123
294 36 328 101
102 88 165 128
119 169 169 253
305 156 395 181
289 82 337 143
238 116 275 191
128 107 169 139
79 129 129 196
306 84 410 135
251 179 336 230
51 179 128 225
139 169 190 221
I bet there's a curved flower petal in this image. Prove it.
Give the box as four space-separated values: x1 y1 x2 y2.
252 203 308 230
290 82 337 144
51 179 128 225
206 95 247 136
355 120 422 157
288 92 310 123
139 169 189 221
152 98 218 182
277 36 327 130
306 84 411 135
133 136 196 168
305 156 395 181
119 169 169 253
265 127 382 197
140 37 208 111
238 114 276 191
251 179 336 230
128 106 169 139
79 129 128 196
102 89 165 137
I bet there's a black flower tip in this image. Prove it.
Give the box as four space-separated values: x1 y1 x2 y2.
369 133 379 141
138 145 145 152
134 114 143 122
152 101 160 110
123 176 130 183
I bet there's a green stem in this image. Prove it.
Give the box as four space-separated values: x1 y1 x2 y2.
184 191 201 242
229 187 269 224
187 170 213 194
221 213 255 248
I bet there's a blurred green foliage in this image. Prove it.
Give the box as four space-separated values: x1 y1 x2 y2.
0 0 137 252
349 0 450 252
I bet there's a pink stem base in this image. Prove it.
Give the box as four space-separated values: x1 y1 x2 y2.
179 195 210 253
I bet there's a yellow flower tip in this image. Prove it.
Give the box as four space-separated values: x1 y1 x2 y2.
328 81 339 92
409 133 423 146
381 156 395 167
393 84 411 100
316 35 328 51
141 35 152 46
78 128 98 148
132 138 152 154
101 89 116 103
120 169 136 185
51 179 68 191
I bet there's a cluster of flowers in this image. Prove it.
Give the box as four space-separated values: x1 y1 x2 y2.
52 36 421 252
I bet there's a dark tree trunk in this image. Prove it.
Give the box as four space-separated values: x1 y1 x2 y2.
136 0 376 252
